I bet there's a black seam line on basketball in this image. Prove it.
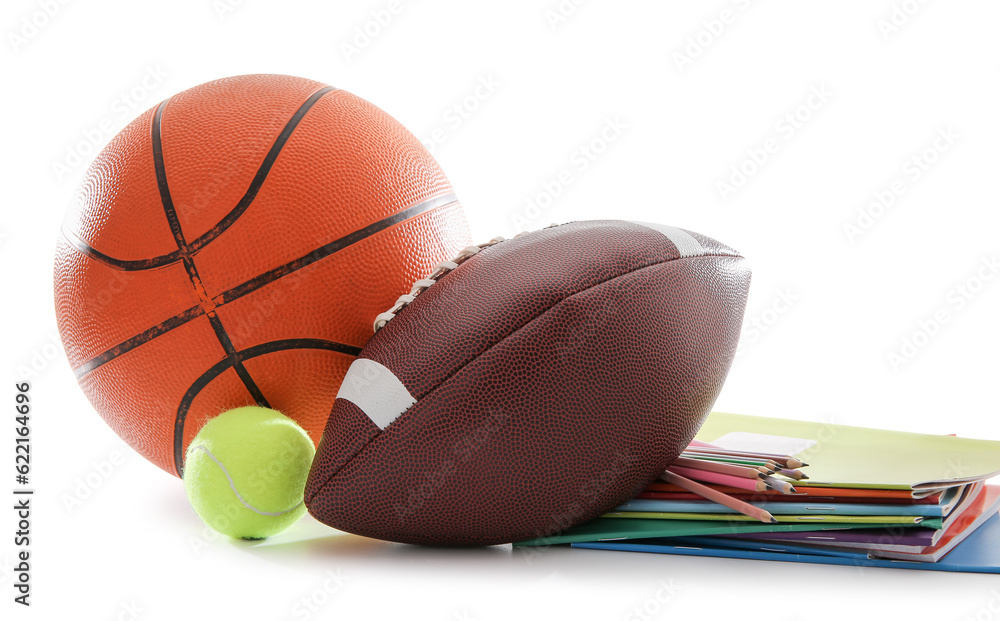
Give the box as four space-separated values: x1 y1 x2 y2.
304 252 744 501
205 311 272 409
185 86 338 254
60 227 183 270
63 86 339 271
70 193 458 378
72 305 205 378
152 100 192 253
152 99 271 410
70 86 340 375
172 338 362 476
152 101 212 297
214 192 460 305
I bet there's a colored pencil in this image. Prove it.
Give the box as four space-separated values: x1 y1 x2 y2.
659 470 777 524
775 467 808 480
761 475 797 495
684 442 802 463
667 466 769 492
672 456 770 479
680 452 776 469
682 446 807 469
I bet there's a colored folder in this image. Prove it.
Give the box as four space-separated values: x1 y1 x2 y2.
601 511 942 527
637 490 944 504
513 516 931 547
572 511 1000 574
614 485 964 517
695 412 1000 491
713 525 939 553
643 482 944 501
710 484 999 558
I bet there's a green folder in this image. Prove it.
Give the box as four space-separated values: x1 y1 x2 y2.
695 412 1000 491
601 511 943 528
513 517 928 547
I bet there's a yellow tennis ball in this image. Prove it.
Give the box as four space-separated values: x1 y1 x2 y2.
183 406 315 540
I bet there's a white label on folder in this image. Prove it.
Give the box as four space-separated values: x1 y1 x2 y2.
710 432 816 456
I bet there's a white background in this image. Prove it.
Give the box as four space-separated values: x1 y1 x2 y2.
2 1 1000 619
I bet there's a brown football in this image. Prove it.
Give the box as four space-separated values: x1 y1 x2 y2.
305 220 751 545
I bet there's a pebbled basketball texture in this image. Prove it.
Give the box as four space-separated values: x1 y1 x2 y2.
54 74 471 477
305 220 751 545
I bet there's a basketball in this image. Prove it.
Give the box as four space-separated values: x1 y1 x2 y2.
54 74 472 477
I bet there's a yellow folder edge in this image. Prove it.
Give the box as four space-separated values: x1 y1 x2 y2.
694 412 1000 491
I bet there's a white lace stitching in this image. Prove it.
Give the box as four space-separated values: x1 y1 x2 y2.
373 236 507 332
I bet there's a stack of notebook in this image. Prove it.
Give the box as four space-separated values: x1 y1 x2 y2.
515 413 1000 573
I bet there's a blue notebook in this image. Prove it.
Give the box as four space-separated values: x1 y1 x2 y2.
572 512 1000 574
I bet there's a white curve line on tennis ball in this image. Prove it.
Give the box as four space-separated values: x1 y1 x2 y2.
189 445 303 517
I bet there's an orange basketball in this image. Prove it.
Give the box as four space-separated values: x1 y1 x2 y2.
54 74 472 477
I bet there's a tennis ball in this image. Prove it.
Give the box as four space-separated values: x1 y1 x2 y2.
183 406 315 540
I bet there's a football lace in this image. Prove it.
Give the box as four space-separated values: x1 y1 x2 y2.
373 236 507 333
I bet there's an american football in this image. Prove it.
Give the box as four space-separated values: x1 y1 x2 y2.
305 220 751 545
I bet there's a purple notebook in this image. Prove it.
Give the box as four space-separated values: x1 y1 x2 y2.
708 527 937 553
702 483 990 553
